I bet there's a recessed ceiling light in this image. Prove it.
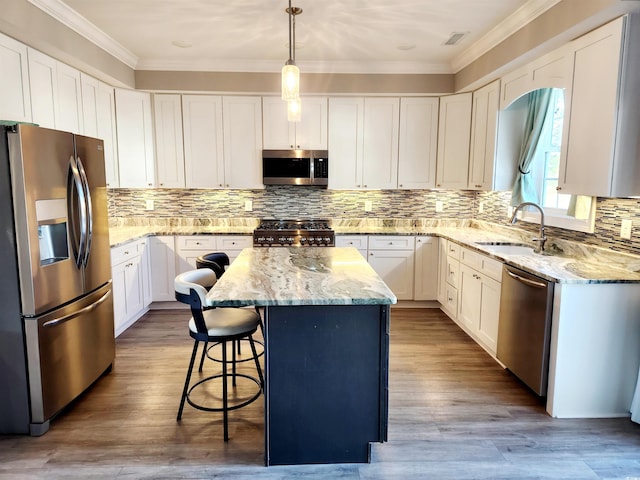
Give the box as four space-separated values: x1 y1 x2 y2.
396 44 416 51
172 40 192 48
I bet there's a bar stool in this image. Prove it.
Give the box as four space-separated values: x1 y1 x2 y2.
195 252 229 279
175 268 263 441
195 252 263 372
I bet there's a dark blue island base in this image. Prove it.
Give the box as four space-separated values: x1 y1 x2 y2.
263 304 390 466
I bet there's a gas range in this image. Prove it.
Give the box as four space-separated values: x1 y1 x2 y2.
253 219 335 247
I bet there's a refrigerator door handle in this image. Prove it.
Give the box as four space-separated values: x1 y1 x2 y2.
67 156 88 268
42 288 111 328
76 157 93 268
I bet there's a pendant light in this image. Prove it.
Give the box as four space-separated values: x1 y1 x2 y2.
281 0 302 102
287 98 301 122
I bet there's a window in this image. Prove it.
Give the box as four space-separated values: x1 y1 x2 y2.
517 88 596 233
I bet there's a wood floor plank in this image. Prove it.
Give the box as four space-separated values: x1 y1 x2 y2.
1 307 639 479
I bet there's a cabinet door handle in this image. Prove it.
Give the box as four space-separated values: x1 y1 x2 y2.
556 186 562 191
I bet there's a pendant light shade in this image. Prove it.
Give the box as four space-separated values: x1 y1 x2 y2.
281 62 300 101
287 97 301 122
281 1 302 104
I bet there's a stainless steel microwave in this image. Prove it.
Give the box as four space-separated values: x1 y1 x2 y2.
262 150 328 187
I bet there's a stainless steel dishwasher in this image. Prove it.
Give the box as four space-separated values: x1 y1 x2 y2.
497 265 554 396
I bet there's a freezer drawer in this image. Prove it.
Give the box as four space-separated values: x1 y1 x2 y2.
24 282 115 435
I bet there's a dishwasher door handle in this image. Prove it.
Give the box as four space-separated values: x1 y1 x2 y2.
505 268 548 288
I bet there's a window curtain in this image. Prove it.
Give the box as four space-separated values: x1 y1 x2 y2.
510 88 554 206
632 366 640 423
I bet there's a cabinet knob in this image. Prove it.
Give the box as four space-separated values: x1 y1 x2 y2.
219 184 223 187
437 184 442 187
356 185 361 188
369 253 374 256
399 184 403 187
148 183 153 186
556 186 562 191
225 184 229 187
363 184 368 188
389 242 393 245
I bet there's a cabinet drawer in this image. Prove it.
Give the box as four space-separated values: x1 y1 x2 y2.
368 235 415 250
444 284 458 313
460 247 502 282
111 240 141 265
176 236 217 251
446 241 460 259
335 235 368 250
217 235 252 250
446 257 459 288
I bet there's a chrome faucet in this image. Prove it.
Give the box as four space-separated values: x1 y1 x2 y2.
510 202 547 254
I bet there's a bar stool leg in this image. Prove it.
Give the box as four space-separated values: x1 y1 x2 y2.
178 340 199 421
249 335 264 389
222 341 229 442
198 341 208 372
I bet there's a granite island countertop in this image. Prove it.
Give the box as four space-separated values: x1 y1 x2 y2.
204 247 397 307
107 218 640 285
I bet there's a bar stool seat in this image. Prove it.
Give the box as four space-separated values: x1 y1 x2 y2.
175 268 263 441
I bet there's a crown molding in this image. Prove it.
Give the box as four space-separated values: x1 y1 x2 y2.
451 0 562 72
27 0 138 68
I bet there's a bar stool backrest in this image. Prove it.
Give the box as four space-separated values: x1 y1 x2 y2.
175 268 217 335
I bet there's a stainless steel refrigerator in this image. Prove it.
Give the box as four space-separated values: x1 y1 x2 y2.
0 124 115 436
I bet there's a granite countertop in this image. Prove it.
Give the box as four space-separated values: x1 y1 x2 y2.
204 247 397 307
108 218 640 285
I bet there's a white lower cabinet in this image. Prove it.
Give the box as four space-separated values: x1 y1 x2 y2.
175 235 252 274
148 236 177 302
368 236 415 300
440 240 461 319
456 247 502 355
414 236 438 300
111 239 151 337
334 235 368 257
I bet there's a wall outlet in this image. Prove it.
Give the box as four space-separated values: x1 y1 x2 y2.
435 201 444 213
244 200 253 212
620 219 632 239
364 200 373 212
478 201 485 213
145 199 154 211
507 206 514 218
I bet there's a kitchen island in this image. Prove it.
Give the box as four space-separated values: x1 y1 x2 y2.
205 247 397 466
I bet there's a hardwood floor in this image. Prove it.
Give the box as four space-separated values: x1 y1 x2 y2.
1 307 639 479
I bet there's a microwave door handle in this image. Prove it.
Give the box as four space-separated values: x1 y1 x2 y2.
67 156 87 268
76 157 93 267
310 157 315 182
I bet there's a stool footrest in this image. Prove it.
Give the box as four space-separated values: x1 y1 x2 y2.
185 373 262 413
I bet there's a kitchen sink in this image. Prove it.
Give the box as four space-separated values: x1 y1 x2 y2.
474 241 537 256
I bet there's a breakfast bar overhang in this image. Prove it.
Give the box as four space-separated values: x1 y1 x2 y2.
204 247 397 466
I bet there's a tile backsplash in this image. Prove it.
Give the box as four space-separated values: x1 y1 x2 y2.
108 187 640 256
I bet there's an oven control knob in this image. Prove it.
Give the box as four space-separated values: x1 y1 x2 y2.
324 237 331 243
257 236 265 242
300 237 307 243
266 236 274 242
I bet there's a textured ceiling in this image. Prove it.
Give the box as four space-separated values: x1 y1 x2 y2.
58 0 550 73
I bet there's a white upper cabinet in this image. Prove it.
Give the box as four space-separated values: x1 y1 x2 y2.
27 48 57 129
222 96 264 189
114 88 155 188
262 96 328 150
500 45 572 109
328 97 399 190
363 97 400 189
27 48 83 133
0 33 31 123
435 92 472 189
55 62 83 134
468 80 501 191
328 97 364 189
398 97 439 189
81 74 119 187
182 95 224 188
560 14 640 197
153 94 185 188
